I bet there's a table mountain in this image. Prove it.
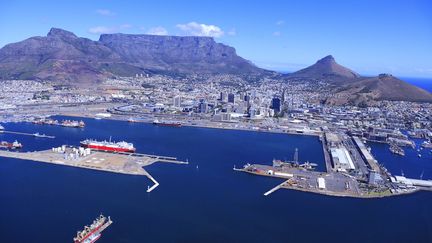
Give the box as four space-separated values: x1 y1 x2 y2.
0 28 263 83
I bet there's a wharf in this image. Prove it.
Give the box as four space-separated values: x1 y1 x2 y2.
0 148 188 192
236 165 397 198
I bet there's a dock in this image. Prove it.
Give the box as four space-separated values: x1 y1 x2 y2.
352 136 381 172
234 132 429 198
0 148 188 192
264 180 288 196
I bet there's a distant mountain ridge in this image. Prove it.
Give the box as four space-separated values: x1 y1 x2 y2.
287 55 432 103
0 28 431 104
0 28 264 82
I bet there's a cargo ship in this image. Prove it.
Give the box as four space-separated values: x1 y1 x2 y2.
80 138 136 153
0 140 23 149
32 118 59 125
74 214 112 243
153 119 182 127
61 120 85 128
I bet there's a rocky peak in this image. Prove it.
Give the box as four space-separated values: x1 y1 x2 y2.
291 55 360 80
378 73 393 79
47 28 77 40
317 55 336 64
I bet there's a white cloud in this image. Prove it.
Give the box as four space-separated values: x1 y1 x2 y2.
88 24 131 34
176 22 224 37
146 26 168 35
88 26 116 34
96 9 115 16
273 31 281 36
119 24 132 29
276 20 285 25
227 28 236 36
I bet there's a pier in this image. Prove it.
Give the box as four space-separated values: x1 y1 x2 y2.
0 147 188 192
264 180 288 196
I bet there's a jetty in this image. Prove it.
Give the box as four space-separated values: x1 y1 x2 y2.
0 147 188 192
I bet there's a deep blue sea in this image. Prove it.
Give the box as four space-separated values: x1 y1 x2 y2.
1 116 432 243
403 77 432 92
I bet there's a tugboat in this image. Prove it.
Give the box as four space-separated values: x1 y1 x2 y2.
73 214 112 243
33 132 55 139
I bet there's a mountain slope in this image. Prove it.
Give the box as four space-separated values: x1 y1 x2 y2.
0 28 264 83
325 74 432 104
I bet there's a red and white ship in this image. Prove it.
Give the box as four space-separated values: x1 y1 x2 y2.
0 140 23 149
80 138 136 153
74 214 112 243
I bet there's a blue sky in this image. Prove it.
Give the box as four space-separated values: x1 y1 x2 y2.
0 0 431 78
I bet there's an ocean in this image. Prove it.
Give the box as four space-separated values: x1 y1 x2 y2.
0 116 431 243
403 77 432 92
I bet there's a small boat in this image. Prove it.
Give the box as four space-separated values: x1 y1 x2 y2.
421 141 432 149
128 118 138 123
33 132 55 139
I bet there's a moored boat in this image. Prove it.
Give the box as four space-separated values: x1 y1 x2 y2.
153 119 182 127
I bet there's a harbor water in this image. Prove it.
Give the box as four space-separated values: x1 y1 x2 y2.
0 116 431 243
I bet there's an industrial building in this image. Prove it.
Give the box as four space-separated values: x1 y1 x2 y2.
330 147 355 172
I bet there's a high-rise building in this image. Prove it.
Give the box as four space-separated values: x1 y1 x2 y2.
228 93 235 103
220 92 227 102
173 96 181 107
198 99 208 113
249 107 256 118
271 97 281 113
244 94 250 102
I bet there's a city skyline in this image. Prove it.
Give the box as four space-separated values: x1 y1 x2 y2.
1 0 431 78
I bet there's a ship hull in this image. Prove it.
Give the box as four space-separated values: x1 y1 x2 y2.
153 122 182 127
80 143 135 153
86 233 101 243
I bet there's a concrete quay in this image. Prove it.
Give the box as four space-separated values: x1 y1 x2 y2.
0 148 188 192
